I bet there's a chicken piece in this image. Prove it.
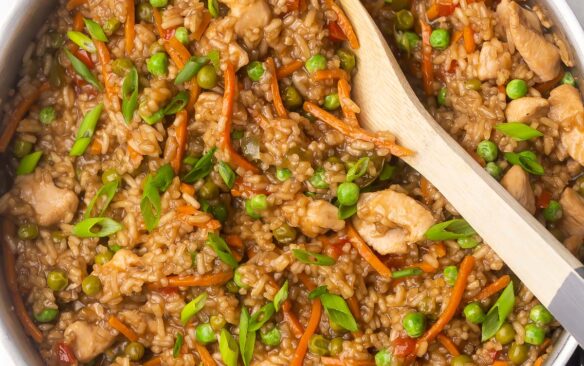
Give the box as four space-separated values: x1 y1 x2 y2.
64 321 116 362
298 200 345 238
352 189 434 255
223 0 272 48
548 85 584 165
559 188 584 237
16 173 79 226
500 165 536 214
505 97 549 123
477 39 512 81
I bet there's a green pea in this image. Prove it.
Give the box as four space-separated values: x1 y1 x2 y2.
524 324 545 345
250 194 268 212
233 269 249 288
272 223 297 245
103 17 121 37
451 355 474 366
508 342 529 365
336 49 356 73
308 334 329 356
210 315 226 331
495 323 515 345
260 326 282 347
82 275 102 296
245 199 261 219
337 182 360 206
276 167 292 181
305 54 327 73
34 308 59 323
12 139 33 159
111 58 134 76
101 168 120 184
196 323 216 344
198 180 219 200
328 337 343 356
375 348 392 366
543 200 563 222
486 162 502 180
397 31 420 53
464 78 482 91
40 106 56 125
225 280 239 293
95 250 114 265
175 27 189 44
402 312 426 338
396 9 414 30
18 223 39 240
437 87 447 106
323 93 340 110
210 203 228 223
443 266 458 286
506 79 528 100
463 302 485 324
137 3 154 23
457 237 478 249
247 61 265 81
309 168 329 189
529 304 553 326
476 140 498 162
147 52 169 76
562 71 576 87
109 243 122 252
124 342 145 361
149 0 168 8
47 270 68 291
430 28 450 50
283 86 303 110
197 64 218 89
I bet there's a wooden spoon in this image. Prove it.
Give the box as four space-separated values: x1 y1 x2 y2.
339 0 584 346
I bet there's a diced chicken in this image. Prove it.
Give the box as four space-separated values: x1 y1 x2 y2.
93 250 146 300
299 200 345 238
505 97 549 122
16 173 79 226
477 39 512 81
501 165 536 214
548 85 584 165
64 321 116 362
352 189 435 255
559 188 584 237
223 0 272 48
104 249 142 270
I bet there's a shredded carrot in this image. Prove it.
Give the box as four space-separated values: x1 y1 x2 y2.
347 295 362 321
0 82 50 152
337 79 358 125
230 176 268 198
143 357 162 366
346 223 392 279
418 255 475 345
463 25 476 54
195 342 217 366
325 0 359 49
303 102 412 157
420 20 435 96
192 11 211 41
124 0 135 54
437 333 460 356
427 4 440 20
167 272 233 287
90 139 102 155
321 357 375 366
152 8 166 39
277 60 304 79
534 358 544 366
108 316 138 342
266 57 288 118
73 11 85 31
473 275 511 301
66 0 87 11
417 261 438 273
451 30 463 45
313 69 350 81
432 242 447 258
164 37 191 68
95 40 116 103
186 82 200 112
283 300 304 338
298 273 317 291
171 110 188 173
180 183 195 196
538 338 552 354
492 361 509 366
290 299 322 366
225 235 243 248
420 177 433 205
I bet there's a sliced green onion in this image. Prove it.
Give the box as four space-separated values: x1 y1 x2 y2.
337 204 357 220
206 233 238 268
481 282 515 341
218 161 236 189
495 123 543 141
320 293 358 332
391 267 423 279
175 56 208 84
84 179 119 219
173 333 183 358
425 219 476 241
219 329 239 366
63 48 102 91
504 151 544 175
16 151 43 175
182 147 217 183
379 164 396 181
180 292 208 325
208 0 219 17
273 280 288 311
248 303 275 332
122 67 139 123
292 249 336 266
141 175 161 232
239 307 256 366
308 285 328 300
163 91 189 115
346 157 370 182
141 109 165 125
208 49 221 71
84 18 108 42
70 103 104 156
152 163 174 192
72 217 123 238
67 31 96 53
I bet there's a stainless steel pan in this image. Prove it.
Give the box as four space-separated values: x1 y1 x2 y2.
0 0 582 364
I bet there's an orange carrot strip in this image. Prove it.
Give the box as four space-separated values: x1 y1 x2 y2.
167 272 233 287
326 0 360 49
124 0 135 55
186 82 200 111
225 235 243 248
171 110 188 173
303 102 412 157
291 299 322 366
418 255 475 344
451 30 463 45
337 78 358 126
420 20 434 96
534 357 545 366
347 295 362 321
283 300 304 338
277 60 304 79
195 342 217 366
492 362 509 366
321 357 375 366
420 177 433 205
90 139 102 155
143 357 162 366
437 333 460 356
180 183 195 196
298 273 316 291
152 8 166 39
108 316 138 342
164 37 191 68
95 40 116 103
0 82 50 152
427 4 440 20
192 11 211 41
73 11 85 31
417 261 438 273
463 25 476 54
266 57 288 118
433 242 447 258
66 0 87 11
473 275 511 301
346 223 392 279
313 69 350 81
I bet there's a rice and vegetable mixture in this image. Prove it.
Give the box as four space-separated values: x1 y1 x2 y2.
0 0 578 365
